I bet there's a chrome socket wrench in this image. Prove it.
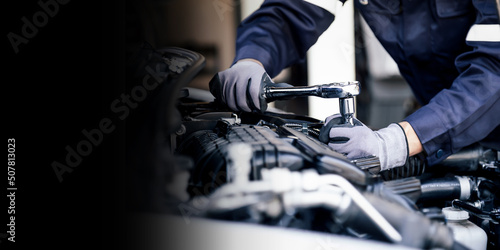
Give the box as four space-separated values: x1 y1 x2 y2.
263 81 360 125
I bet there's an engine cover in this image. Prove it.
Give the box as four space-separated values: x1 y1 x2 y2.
178 123 303 195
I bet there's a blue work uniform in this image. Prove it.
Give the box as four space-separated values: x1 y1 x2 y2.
233 0 500 165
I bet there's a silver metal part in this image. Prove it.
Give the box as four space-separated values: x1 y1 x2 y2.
340 97 355 125
319 175 403 243
220 113 241 125
264 81 360 125
264 81 360 100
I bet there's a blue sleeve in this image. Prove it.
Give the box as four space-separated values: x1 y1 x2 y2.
405 0 500 165
234 0 335 77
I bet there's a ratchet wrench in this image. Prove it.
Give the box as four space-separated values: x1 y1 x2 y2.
263 81 360 125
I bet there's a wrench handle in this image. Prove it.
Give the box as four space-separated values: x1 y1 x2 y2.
264 82 360 102
264 86 321 101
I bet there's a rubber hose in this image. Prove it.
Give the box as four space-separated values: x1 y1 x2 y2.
419 177 462 202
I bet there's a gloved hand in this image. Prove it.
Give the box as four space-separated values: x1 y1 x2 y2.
319 114 409 170
209 60 292 112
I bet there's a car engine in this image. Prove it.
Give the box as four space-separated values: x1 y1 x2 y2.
125 45 499 250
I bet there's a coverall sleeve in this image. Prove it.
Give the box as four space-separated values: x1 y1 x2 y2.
405 0 500 165
233 0 336 77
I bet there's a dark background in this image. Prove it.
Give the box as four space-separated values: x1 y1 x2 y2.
3 0 126 249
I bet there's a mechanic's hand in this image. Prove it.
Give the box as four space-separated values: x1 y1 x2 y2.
209 60 292 112
319 114 409 170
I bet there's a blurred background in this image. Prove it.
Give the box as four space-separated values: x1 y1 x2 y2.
126 0 419 128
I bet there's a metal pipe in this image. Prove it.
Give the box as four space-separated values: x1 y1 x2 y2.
319 175 403 243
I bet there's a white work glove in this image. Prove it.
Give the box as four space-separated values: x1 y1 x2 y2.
319 114 409 170
209 60 292 112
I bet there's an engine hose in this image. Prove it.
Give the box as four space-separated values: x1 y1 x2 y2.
378 176 472 203
419 176 471 202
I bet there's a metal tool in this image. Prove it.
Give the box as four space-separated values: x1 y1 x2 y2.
263 81 360 125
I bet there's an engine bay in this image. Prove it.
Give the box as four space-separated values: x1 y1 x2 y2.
126 46 499 250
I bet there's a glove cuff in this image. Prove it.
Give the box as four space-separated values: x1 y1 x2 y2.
376 123 409 170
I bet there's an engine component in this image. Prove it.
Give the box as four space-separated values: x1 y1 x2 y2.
277 125 370 186
174 94 499 249
198 167 401 241
442 207 488 250
373 175 475 205
430 144 499 176
419 176 473 202
191 165 466 249
379 153 427 180
452 200 500 223
177 122 304 196
374 177 422 203
130 46 500 250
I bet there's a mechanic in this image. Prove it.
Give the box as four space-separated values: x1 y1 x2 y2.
209 0 500 171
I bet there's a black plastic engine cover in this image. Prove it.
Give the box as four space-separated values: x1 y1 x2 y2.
178 123 303 196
